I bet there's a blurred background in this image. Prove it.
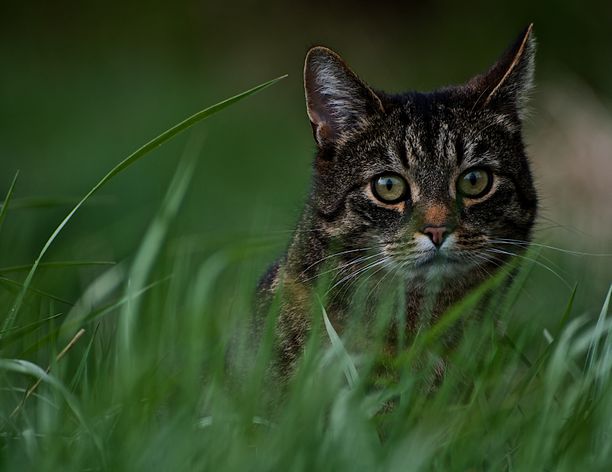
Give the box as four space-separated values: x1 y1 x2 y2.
0 0 610 316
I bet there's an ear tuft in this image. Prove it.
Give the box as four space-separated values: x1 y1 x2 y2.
469 24 536 118
304 47 384 148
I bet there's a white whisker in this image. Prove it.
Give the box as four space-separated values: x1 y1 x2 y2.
303 251 383 284
485 248 572 289
300 246 374 278
490 238 612 257
326 257 387 296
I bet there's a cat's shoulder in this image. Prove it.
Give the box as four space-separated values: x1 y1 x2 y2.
257 258 283 296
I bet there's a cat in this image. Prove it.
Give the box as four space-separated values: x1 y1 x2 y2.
256 25 538 380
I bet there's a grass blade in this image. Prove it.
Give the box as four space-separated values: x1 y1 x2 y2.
585 284 612 371
0 260 115 274
0 170 19 233
0 195 114 210
1 74 286 338
0 277 74 306
321 300 359 388
118 136 199 362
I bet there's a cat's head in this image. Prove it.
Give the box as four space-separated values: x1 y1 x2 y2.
303 25 538 281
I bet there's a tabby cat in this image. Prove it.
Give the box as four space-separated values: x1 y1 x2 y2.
257 25 538 378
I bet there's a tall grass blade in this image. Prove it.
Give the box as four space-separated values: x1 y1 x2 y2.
321 300 359 388
585 284 612 372
1 74 286 337
401 262 514 367
0 260 115 274
58 264 125 342
0 277 74 306
0 170 19 234
0 195 114 210
118 136 199 362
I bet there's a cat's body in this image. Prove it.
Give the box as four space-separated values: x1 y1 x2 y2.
257 26 538 377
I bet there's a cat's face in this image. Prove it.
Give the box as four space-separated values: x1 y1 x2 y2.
304 26 538 282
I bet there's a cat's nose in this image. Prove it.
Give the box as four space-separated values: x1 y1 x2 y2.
422 226 449 247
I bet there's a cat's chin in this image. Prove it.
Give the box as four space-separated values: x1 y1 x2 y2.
404 252 471 281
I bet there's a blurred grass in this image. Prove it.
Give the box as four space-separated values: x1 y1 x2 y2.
0 1 611 469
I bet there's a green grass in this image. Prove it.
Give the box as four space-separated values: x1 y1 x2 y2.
1 81 611 472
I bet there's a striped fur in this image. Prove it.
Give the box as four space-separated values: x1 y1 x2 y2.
257 26 538 377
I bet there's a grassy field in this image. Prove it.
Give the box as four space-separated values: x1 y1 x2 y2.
0 76 611 471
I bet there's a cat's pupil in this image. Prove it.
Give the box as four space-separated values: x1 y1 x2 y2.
469 172 478 186
385 179 393 191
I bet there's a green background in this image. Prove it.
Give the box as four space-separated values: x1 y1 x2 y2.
0 0 610 333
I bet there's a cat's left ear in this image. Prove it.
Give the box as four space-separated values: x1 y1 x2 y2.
467 24 536 119
304 46 385 149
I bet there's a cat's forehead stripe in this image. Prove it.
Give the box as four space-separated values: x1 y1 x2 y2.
396 138 409 168
455 136 465 165
403 120 457 169
435 122 450 158
403 125 422 167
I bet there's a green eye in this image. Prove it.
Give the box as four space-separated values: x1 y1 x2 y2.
371 174 407 203
457 168 492 198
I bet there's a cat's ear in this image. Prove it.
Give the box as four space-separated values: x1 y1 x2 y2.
304 46 384 148
467 24 535 118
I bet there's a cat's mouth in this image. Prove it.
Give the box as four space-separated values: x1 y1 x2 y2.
413 251 459 268
385 236 481 278
403 250 470 280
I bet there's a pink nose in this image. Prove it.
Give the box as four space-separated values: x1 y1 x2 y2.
423 226 448 247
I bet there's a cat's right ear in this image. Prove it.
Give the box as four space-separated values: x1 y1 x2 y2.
467 24 536 119
304 47 384 149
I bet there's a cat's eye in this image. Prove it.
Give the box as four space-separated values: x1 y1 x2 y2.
457 168 492 198
371 174 408 204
